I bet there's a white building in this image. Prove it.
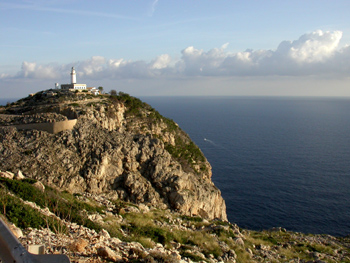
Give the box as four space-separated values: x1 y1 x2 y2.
87 87 100 95
61 67 87 90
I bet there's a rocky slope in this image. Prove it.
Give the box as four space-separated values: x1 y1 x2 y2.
1 173 349 263
0 90 226 221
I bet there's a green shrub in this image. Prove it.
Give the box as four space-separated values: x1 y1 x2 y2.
123 222 174 245
180 251 204 262
0 178 102 232
165 138 206 174
181 215 203 222
0 193 64 231
0 177 44 207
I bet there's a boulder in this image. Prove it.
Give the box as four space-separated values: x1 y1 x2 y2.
234 237 245 247
15 170 25 180
69 239 88 253
9 223 23 238
98 229 110 240
33 181 45 192
0 171 14 179
97 247 122 262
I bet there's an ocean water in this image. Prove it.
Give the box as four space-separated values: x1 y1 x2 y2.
0 98 18 106
142 96 350 237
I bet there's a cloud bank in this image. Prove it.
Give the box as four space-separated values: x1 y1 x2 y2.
3 30 350 81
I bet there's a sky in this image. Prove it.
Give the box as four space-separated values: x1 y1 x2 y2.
1 0 350 99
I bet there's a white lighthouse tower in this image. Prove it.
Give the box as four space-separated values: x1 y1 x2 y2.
71 67 77 84
61 67 86 90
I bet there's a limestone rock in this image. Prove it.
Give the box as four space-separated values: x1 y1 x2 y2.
69 238 88 253
33 181 45 192
0 171 14 179
98 229 110 240
0 93 227 221
15 170 25 180
234 237 245 247
9 223 23 238
97 246 122 262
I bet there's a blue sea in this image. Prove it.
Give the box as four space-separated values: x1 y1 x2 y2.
142 96 350 237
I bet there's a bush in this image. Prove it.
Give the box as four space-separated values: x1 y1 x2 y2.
181 215 203 222
0 178 102 232
180 251 204 262
122 219 174 245
4 196 46 229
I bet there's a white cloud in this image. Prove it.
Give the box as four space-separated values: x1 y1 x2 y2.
150 54 171 69
277 30 342 63
15 61 59 79
177 45 228 75
79 56 106 76
2 30 350 82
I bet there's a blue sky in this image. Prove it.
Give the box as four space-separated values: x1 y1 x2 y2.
1 0 350 99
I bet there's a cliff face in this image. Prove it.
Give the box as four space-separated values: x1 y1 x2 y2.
0 91 227 220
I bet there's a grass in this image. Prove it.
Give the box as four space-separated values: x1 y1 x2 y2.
0 186 65 231
100 209 227 258
241 230 344 262
0 177 102 232
115 210 226 257
180 251 205 262
0 176 348 262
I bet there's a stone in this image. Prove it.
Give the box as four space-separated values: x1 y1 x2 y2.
170 251 182 260
234 237 245 247
69 238 88 253
138 203 150 213
255 244 269 250
9 223 23 238
0 171 14 179
33 181 45 192
15 170 25 180
98 229 110 240
88 214 103 221
124 205 139 213
97 246 122 262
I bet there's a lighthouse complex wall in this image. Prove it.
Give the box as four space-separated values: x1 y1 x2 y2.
61 84 87 90
2 119 78 134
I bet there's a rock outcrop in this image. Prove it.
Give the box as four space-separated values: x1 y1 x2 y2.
0 90 227 221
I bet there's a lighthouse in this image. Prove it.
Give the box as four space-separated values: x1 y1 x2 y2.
60 67 87 90
71 67 77 84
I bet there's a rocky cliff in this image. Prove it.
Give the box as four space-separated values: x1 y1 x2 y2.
0 90 227 221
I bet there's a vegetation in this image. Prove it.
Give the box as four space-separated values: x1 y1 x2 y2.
0 177 102 232
0 176 349 262
105 91 207 173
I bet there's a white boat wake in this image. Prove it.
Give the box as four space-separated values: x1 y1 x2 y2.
204 138 220 147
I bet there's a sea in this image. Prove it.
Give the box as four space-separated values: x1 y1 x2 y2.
2 96 350 236
141 96 350 237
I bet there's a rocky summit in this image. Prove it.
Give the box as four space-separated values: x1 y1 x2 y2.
0 90 226 221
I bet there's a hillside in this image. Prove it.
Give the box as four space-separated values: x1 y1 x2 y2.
0 89 226 221
0 90 350 262
1 169 350 262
